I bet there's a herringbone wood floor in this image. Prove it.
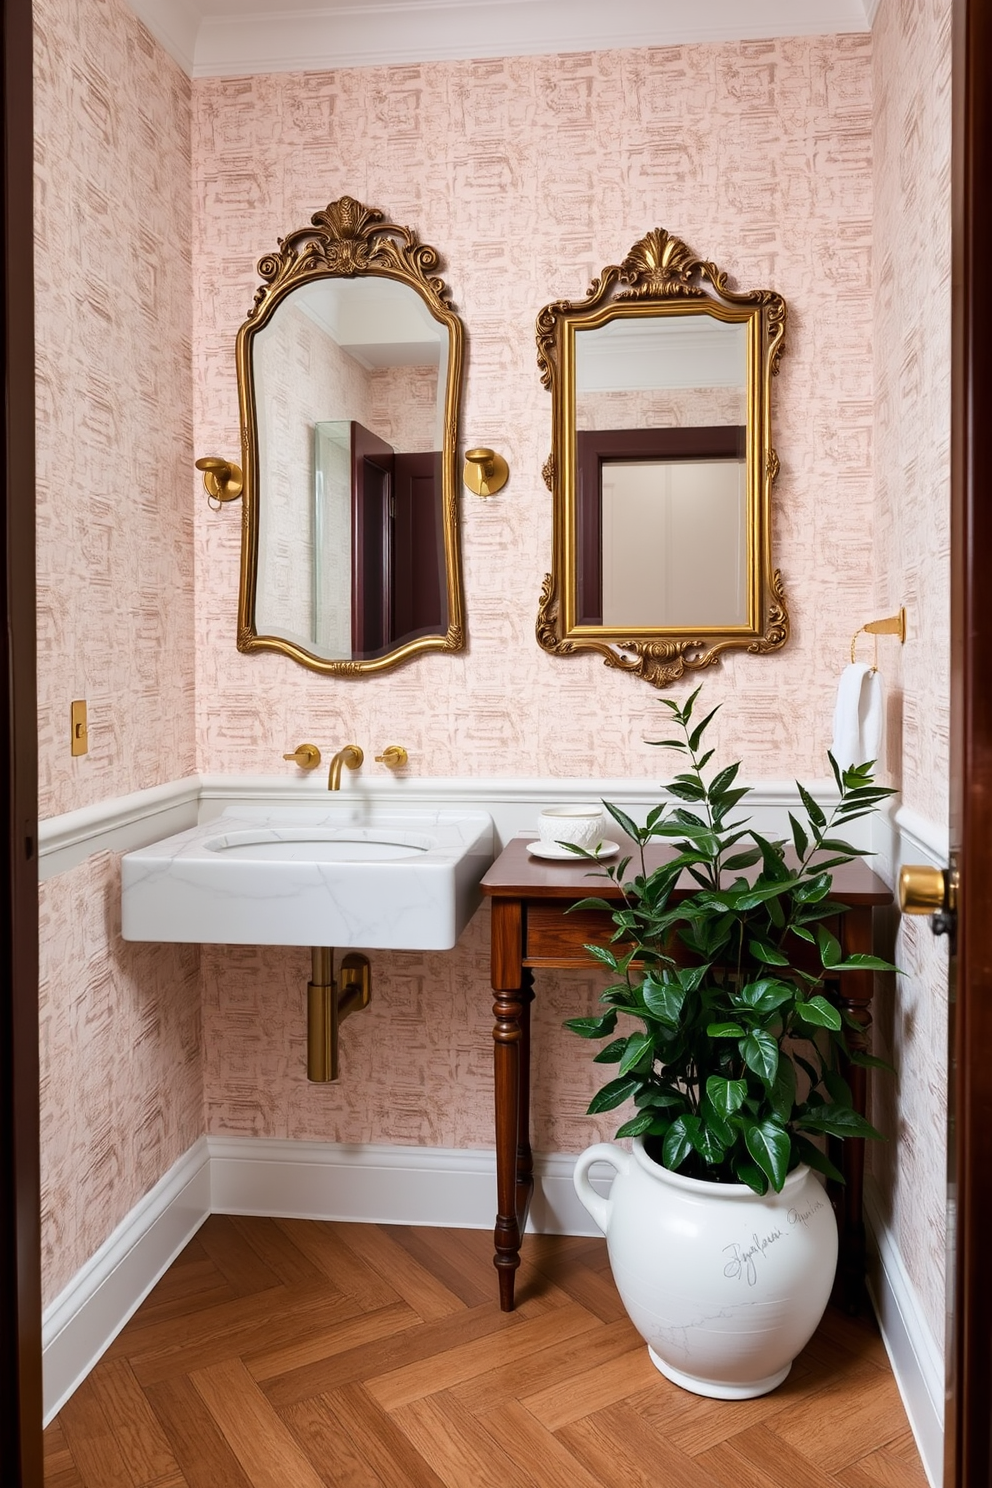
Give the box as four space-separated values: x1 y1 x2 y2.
44 1215 929 1488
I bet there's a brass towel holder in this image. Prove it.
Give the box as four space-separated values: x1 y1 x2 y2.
850 607 906 670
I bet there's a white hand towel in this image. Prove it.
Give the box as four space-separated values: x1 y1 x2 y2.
831 663 885 772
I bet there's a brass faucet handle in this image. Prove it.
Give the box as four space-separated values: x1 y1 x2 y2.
283 743 322 770
374 745 409 769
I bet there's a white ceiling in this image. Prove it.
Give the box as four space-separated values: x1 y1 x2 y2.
126 0 879 79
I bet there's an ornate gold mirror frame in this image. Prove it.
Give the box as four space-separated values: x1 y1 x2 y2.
535 229 788 688
235 197 465 675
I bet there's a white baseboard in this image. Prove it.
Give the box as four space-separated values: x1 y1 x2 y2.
208 1135 609 1236
41 1137 211 1424
41 1135 611 1422
864 1179 945 1488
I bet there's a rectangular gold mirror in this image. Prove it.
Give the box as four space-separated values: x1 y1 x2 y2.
536 230 788 688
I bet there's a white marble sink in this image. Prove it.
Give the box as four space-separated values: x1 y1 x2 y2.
121 805 494 949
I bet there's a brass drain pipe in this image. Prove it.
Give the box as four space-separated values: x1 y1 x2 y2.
307 947 371 1081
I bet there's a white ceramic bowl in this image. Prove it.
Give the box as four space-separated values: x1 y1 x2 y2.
537 804 606 849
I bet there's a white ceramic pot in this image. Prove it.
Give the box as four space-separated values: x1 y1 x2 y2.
574 1138 838 1399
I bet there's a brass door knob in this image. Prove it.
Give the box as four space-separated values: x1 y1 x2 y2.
898 864 955 915
283 743 322 770
374 745 408 769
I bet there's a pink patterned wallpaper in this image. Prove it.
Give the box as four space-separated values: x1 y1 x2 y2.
35 0 197 821
34 0 202 1302
193 36 876 786
869 0 952 1349
192 41 879 1156
39 855 202 1304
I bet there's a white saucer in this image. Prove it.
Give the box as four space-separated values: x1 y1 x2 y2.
525 839 621 862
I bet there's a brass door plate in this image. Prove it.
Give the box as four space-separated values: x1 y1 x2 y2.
70 699 88 756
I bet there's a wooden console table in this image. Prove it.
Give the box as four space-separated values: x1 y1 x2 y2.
480 834 892 1312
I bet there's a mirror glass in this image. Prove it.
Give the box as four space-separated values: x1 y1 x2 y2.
234 197 465 676
573 314 748 630
253 278 448 660
536 228 788 688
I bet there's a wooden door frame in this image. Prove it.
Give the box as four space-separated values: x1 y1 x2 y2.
1 0 42 1481
948 1 992 1483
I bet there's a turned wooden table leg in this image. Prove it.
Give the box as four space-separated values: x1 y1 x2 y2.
831 904 874 1311
491 900 527 1310
516 968 535 1234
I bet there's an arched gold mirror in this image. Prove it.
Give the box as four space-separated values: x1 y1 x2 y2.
234 197 465 675
536 229 788 688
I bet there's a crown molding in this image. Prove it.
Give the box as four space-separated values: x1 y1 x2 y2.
125 0 875 79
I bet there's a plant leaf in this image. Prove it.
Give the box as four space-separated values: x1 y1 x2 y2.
663 1115 702 1170
602 801 642 842
618 1030 654 1076
770 1056 797 1123
788 812 809 859
634 1087 686 1109
748 936 790 966
794 1134 845 1184
740 1029 779 1086
847 1049 897 1073
587 1075 643 1113
736 978 793 1013
615 1110 654 1138
816 925 842 968
709 762 741 796
732 1155 769 1195
797 782 827 830
828 953 900 972
563 1010 618 1039
794 872 832 904
707 1021 747 1037
584 943 620 971
796 995 843 1031
743 1118 792 1191
826 749 844 793
688 707 720 751
641 973 687 1027
706 1075 748 1117
592 1037 626 1063
798 1106 884 1141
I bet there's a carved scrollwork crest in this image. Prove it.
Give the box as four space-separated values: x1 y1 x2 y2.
248 196 454 321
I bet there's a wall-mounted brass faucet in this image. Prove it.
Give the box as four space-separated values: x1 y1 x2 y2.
327 743 363 790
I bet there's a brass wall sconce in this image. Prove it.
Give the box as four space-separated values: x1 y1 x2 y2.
463 447 508 498
195 455 244 505
851 607 906 668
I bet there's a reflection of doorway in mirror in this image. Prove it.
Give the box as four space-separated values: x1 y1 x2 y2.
601 460 747 629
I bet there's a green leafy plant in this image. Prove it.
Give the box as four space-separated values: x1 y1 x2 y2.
565 688 897 1195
